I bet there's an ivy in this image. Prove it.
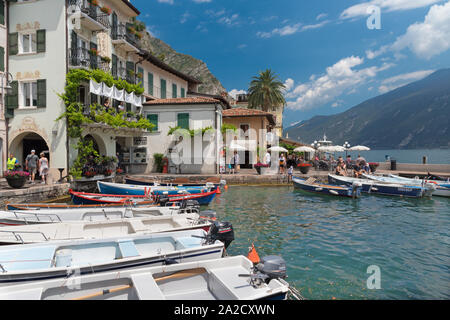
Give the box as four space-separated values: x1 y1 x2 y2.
167 126 214 138
58 69 152 178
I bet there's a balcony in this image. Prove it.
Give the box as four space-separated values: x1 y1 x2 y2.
69 0 110 32
111 23 141 53
113 67 136 84
69 47 110 72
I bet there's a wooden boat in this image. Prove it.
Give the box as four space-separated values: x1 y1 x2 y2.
293 177 361 198
125 176 225 187
70 189 217 206
0 205 206 226
5 201 191 211
328 174 434 198
0 214 213 244
0 256 290 300
0 228 224 286
97 181 215 196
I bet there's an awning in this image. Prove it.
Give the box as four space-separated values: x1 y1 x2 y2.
90 80 143 108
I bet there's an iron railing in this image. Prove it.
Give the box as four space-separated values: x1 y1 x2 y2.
69 0 110 29
111 23 141 49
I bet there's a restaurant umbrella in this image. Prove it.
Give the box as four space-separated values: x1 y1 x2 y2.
318 145 346 152
268 146 289 153
349 145 371 151
293 146 315 153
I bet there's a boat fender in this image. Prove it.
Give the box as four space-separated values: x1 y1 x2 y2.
329 190 339 195
315 188 323 191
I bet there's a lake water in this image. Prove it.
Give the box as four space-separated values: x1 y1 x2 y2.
210 186 450 300
341 149 450 164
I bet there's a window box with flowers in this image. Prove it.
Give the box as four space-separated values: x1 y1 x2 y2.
88 0 99 7
297 163 312 174
100 5 112 15
369 162 379 173
4 171 30 189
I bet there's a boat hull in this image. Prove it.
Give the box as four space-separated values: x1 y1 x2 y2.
328 174 427 198
293 177 361 198
125 176 222 187
97 181 212 196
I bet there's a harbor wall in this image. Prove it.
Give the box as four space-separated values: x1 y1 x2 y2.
0 183 70 208
377 162 450 174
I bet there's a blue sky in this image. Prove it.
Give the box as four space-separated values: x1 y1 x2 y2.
133 0 450 128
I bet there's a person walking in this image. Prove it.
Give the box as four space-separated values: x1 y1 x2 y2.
7 153 19 171
25 150 39 184
39 152 49 184
233 151 240 174
264 150 271 167
279 153 286 174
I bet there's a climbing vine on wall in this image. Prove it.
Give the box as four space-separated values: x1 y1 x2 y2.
57 69 153 178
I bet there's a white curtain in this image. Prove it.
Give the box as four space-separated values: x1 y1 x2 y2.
125 91 135 104
113 86 124 101
102 83 114 98
134 94 143 107
89 80 103 95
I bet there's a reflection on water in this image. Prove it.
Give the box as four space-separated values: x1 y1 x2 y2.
210 186 450 300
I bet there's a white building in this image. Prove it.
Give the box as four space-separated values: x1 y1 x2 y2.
0 0 7 175
4 0 216 179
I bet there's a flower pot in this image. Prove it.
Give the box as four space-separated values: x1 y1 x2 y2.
6 176 27 189
299 166 311 174
255 167 261 175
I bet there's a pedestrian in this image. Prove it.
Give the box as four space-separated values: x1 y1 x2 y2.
233 151 240 174
279 153 286 174
7 153 19 171
25 150 39 184
264 150 271 167
39 152 49 184
287 165 294 182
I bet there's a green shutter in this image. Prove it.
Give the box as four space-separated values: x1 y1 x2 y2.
138 67 144 87
0 46 4 72
37 79 46 108
6 81 18 110
111 12 118 39
71 31 78 66
112 54 117 78
36 29 46 53
160 79 166 99
172 83 177 98
126 61 134 84
9 32 18 56
181 88 185 98
0 0 5 26
177 113 189 130
147 114 158 132
148 72 153 95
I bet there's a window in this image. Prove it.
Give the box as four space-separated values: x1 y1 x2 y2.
19 33 37 54
181 87 185 98
20 81 37 108
147 114 158 132
172 83 177 98
148 72 153 95
177 113 189 130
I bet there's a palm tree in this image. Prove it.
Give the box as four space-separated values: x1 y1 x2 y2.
248 69 286 112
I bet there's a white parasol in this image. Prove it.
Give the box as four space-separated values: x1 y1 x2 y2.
349 145 371 151
293 146 316 153
228 141 247 151
318 145 346 152
268 146 289 152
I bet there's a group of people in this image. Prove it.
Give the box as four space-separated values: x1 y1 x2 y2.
335 154 370 177
7 150 49 185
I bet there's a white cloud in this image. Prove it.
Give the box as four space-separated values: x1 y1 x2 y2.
340 0 444 19
378 69 435 92
391 1 450 60
193 0 212 3
366 45 389 59
180 12 190 24
218 13 240 26
257 20 329 38
284 78 294 91
237 44 247 49
228 89 247 99
286 56 393 110
316 13 328 21
157 0 174 4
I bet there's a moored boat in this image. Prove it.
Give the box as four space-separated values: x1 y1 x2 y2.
70 189 217 206
97 181 215 196
328 174 434 198
0 255 290 300
0 228 226 286
293 177 362 198
0 214 213 244
125 176 225 188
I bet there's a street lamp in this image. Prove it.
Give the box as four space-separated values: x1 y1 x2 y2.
1 72 14 116
343 141 350 158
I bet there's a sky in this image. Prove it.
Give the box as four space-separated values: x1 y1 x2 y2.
133 0 450 128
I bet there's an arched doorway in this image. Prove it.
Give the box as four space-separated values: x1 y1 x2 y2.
9 132 50 179
82 133 107 157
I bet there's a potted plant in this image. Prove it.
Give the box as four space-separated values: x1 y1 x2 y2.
4 171 29 188
88 0 99 7
100 56 111 63
104 169 113 176
254 162 269 175
369 162 379 173
153 153 164 173
297 163 312 174
116 168 124 175
89 48 98 56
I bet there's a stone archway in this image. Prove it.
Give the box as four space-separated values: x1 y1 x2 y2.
82 133 107 157
9 131 50 173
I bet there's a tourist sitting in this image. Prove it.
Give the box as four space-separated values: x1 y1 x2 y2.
335 157 347 176
346 155 353 169
353 163 364 178
361 160 371 174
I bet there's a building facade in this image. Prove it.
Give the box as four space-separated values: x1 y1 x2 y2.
0 0 7 175
4 0 207 179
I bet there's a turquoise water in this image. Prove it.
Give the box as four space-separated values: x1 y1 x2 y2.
210 186 450 300
341 149 450 164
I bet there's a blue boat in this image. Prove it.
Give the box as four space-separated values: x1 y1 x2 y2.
328 174 433 198
125 176 224 188
97 181 215 196
293 177 362 198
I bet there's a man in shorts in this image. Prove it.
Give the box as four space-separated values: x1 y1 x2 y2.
26 150 39 184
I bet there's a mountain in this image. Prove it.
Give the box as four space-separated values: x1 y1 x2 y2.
140 28 226 95
284 69 450 149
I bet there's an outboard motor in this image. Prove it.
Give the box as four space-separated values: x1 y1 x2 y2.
255 256 287 283
207 221 234 249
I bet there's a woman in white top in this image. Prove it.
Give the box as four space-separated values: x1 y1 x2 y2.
39 152 49 184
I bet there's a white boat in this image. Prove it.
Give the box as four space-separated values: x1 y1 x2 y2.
0 228 225 286
0 256 290 300
0 205 203 226
363 173 449 197
0 214 213 244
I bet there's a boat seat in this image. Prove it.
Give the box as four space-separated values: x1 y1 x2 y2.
131 273 166 300
175 237 202 250
305 177 316 185
118 240 140 258
0 246 56 271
